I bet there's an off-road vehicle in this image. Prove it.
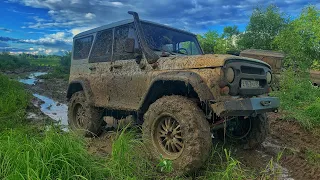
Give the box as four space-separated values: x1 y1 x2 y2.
67 12 280 173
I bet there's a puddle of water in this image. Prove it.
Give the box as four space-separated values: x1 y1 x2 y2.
19 72 47 85
33 93 68 126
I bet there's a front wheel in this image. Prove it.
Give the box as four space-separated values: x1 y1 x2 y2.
68 91 103 136
218 113 269 149
142 96 212 174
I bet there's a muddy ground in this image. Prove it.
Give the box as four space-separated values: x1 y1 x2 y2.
7 69 320 180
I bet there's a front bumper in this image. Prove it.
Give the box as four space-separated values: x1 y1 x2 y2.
211 97 280 117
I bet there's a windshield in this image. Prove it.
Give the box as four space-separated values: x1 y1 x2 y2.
141 22 202 55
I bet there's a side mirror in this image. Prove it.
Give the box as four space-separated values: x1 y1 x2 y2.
124 38 135 53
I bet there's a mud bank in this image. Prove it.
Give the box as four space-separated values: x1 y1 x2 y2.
19 71 69 126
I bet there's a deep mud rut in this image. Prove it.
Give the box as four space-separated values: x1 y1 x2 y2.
9 69 320 180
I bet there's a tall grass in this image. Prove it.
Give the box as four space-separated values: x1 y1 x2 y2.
0 129 107 180
271 69 320 128
105 127 159 179
195 147 251 180
0 74 30 129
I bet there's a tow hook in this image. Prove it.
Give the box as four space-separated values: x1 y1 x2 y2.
260 100 271 106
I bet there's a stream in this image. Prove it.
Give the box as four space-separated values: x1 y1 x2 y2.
19 72 68 126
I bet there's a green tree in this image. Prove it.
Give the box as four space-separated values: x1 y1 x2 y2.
197 31 226 54
223 25 241 54
222 25 240 39
274 6 320 69
238 5 288 50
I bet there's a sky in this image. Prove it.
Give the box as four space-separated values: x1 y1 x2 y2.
0 0 319 55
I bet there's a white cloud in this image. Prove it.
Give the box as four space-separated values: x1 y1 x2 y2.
85 13 96 19
70 26 95 36
21 32 72 49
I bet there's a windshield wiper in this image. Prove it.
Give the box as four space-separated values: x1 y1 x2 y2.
152 48 176 55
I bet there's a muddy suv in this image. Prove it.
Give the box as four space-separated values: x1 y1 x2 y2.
67 12 280 173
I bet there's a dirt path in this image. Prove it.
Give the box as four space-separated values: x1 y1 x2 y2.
234 113 320 180
269 117 320 180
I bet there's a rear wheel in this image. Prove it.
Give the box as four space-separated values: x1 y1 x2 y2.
143 96 211 174
68 91 103 136
218 113 269 149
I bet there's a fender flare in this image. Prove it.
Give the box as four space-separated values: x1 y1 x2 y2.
67 78 94 105
139 71 214 111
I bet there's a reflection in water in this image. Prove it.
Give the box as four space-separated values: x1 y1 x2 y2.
19 72 47 85
33 93 68 126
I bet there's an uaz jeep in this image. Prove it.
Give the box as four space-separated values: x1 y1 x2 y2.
67 12 280 173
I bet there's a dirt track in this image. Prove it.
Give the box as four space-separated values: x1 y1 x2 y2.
13 70 320 180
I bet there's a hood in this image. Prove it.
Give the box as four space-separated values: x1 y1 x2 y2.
157 54 271 70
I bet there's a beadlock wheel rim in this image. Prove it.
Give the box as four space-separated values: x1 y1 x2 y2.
153 115 184 159
74 104 86 128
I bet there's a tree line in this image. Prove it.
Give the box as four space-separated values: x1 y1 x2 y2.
197 5 320 70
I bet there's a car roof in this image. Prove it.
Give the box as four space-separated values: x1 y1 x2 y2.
74 19 196 39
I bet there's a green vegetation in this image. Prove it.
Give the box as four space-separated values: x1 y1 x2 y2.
305 149 320 166
271 69 320 128
0 51 71 79
0 74 29 130
197 26 240 54
19 53 61 67
38 52 71 80
274 6 320 69
0 129 107 180
0 53 30 70
238 5 288 50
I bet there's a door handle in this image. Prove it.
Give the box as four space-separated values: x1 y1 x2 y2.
89 67 96 71
112 64 123 69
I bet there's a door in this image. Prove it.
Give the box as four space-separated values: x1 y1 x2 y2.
88 29 114 108
107 24 150 111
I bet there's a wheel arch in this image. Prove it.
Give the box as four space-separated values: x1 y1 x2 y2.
67 78 94 104
138 71 214 114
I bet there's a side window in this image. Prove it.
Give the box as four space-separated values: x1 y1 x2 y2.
90 29 113 63
73 36 93 60
113 24 137 60
177 41 200 55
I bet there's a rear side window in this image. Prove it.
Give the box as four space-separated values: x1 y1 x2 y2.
73 36 93 60
90 29 113 63
113 24 137 60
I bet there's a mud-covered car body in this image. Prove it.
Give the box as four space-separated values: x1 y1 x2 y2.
67 19 279 121
67 12 280 173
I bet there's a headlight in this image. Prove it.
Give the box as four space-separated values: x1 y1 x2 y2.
226 68 235 83
266 72 272 84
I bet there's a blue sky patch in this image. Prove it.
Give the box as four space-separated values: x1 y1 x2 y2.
0 0 319 55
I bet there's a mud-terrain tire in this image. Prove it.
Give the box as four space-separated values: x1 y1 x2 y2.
244 113 269 149
68 91 103 137
218 113 269 149
142 95 212 174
